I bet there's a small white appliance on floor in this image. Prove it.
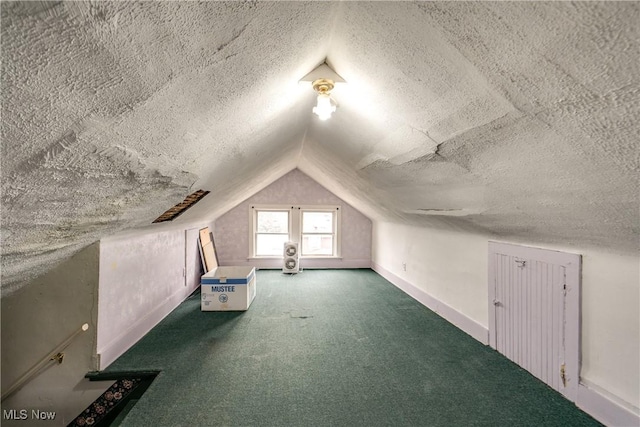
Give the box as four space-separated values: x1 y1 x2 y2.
283 241 300 274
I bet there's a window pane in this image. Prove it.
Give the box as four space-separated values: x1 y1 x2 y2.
256 234 289 256
302 211 333 233
302 235 333 256
257 211 289 233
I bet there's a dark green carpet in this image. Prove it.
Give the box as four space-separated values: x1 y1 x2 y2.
106 269 600 426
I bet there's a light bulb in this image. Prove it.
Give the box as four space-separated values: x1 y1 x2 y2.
312 93 336 120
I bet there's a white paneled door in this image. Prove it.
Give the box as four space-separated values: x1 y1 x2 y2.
489 242 581 402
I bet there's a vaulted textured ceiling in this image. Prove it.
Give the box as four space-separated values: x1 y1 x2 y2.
2 1 638 294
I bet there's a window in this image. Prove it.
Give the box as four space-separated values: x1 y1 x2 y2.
301 210 336 256
254 210 289 256
251 205 340 258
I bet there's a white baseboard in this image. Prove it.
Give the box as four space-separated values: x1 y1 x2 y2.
97 282 199 369
372 262 639 426
577 381 640 427
222 258 372 269
371 262 489 345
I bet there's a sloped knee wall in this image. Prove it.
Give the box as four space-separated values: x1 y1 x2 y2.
97 227 201 369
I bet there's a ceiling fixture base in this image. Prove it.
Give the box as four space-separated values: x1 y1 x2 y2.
312 78 335 94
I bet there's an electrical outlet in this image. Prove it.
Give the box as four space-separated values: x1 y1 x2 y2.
402 262 407 272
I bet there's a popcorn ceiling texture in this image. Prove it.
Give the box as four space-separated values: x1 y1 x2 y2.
1 2 638 293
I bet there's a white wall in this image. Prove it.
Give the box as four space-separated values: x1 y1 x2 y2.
97 225 202 369
579 251 639 411
214 168 372 269
1 243 107 426
372 221 489 342
372 220 640 423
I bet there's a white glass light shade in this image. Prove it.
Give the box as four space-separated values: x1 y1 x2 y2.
312 93 336 120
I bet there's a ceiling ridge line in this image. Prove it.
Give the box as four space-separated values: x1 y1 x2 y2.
325 1 346 60
296 127 309 166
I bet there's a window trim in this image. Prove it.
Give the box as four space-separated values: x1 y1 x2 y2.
300 206 340 258
249 204 341 259
250 205 292 258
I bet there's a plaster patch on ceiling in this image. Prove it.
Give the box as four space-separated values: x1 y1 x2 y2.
387 183 486 213
404 208 485 217
356 153 387 171
359 155 480 193
433 111 527 172
300 143 492 237
387 138 442 166
2 1 63 18
360 125 439 169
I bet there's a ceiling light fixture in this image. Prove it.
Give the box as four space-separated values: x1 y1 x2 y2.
300 62 345 121
311 78 337 121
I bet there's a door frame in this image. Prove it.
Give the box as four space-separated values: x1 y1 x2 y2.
488 241 581 402
185 228 202 290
